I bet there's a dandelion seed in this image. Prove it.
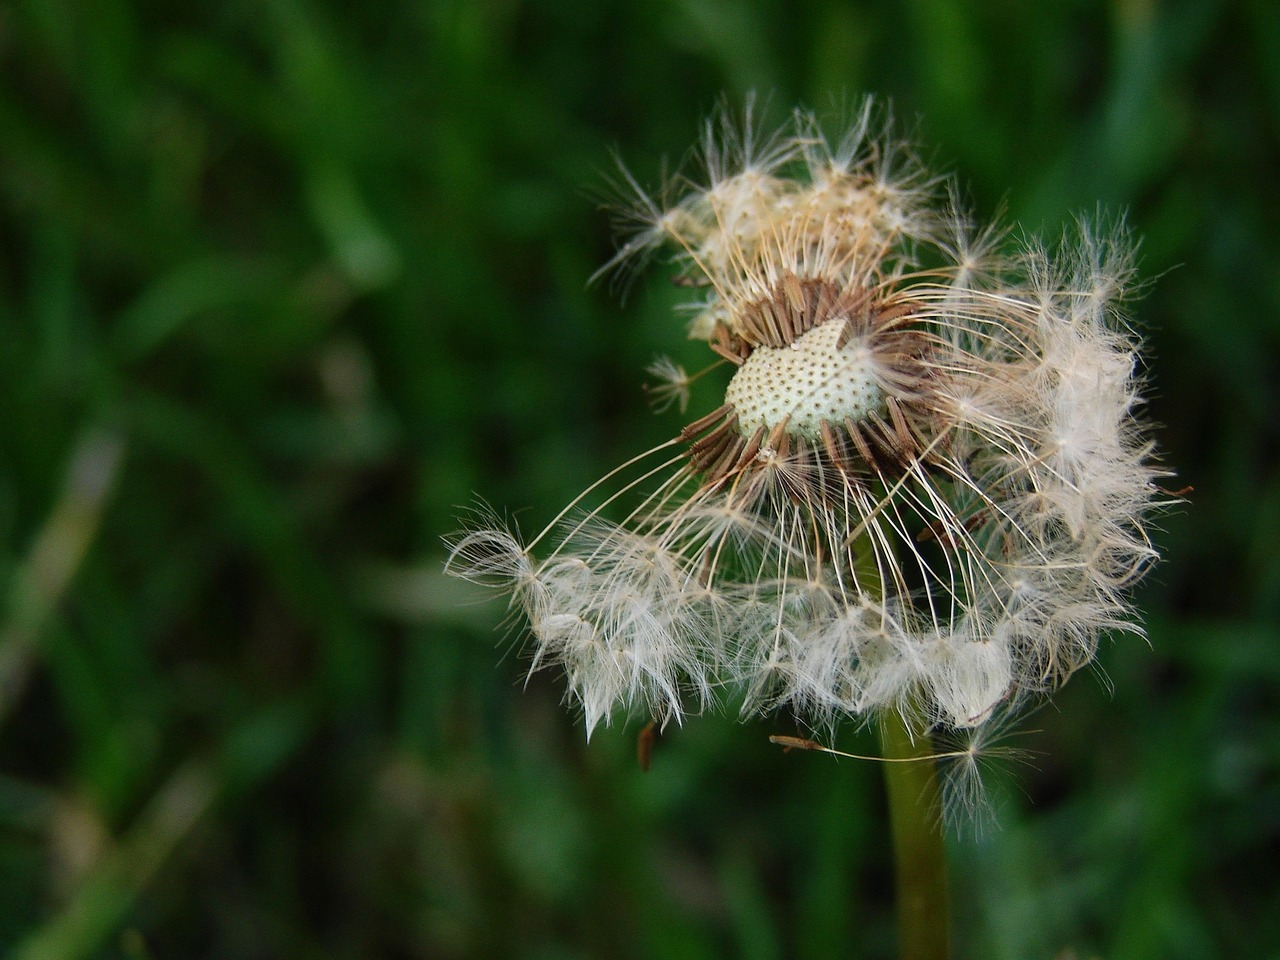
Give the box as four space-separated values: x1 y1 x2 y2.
446 98 1166 769
644 356 692 414
934 709 1043 836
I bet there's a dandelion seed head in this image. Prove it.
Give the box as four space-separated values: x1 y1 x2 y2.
450 97 1168 745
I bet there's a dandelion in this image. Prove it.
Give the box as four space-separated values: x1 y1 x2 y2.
447 96 1169 960
447 97 1162 748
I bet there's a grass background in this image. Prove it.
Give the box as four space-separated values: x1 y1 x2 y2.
1 0 1278 957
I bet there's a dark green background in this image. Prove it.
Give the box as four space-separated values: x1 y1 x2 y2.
1 1 1276 958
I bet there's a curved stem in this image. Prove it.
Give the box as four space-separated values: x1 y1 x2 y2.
878 707 950 960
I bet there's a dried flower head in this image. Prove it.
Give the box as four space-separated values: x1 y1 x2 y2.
447 98 1163 744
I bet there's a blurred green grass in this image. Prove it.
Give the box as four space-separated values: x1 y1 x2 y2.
1 0 1277 958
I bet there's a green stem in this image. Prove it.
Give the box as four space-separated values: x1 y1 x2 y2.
878 707 950 960
849 510 949 958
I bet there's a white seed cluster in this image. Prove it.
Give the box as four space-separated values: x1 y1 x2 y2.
448 98 1165 792
725 320 882 440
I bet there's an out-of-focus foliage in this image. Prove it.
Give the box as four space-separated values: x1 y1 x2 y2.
0 1 1275 958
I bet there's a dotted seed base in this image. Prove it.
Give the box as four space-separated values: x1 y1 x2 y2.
725 319 883 441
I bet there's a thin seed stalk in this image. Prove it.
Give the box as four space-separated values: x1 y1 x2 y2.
879 707 950 960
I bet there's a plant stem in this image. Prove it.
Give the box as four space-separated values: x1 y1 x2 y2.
850 519 949 958
878 707 950 960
